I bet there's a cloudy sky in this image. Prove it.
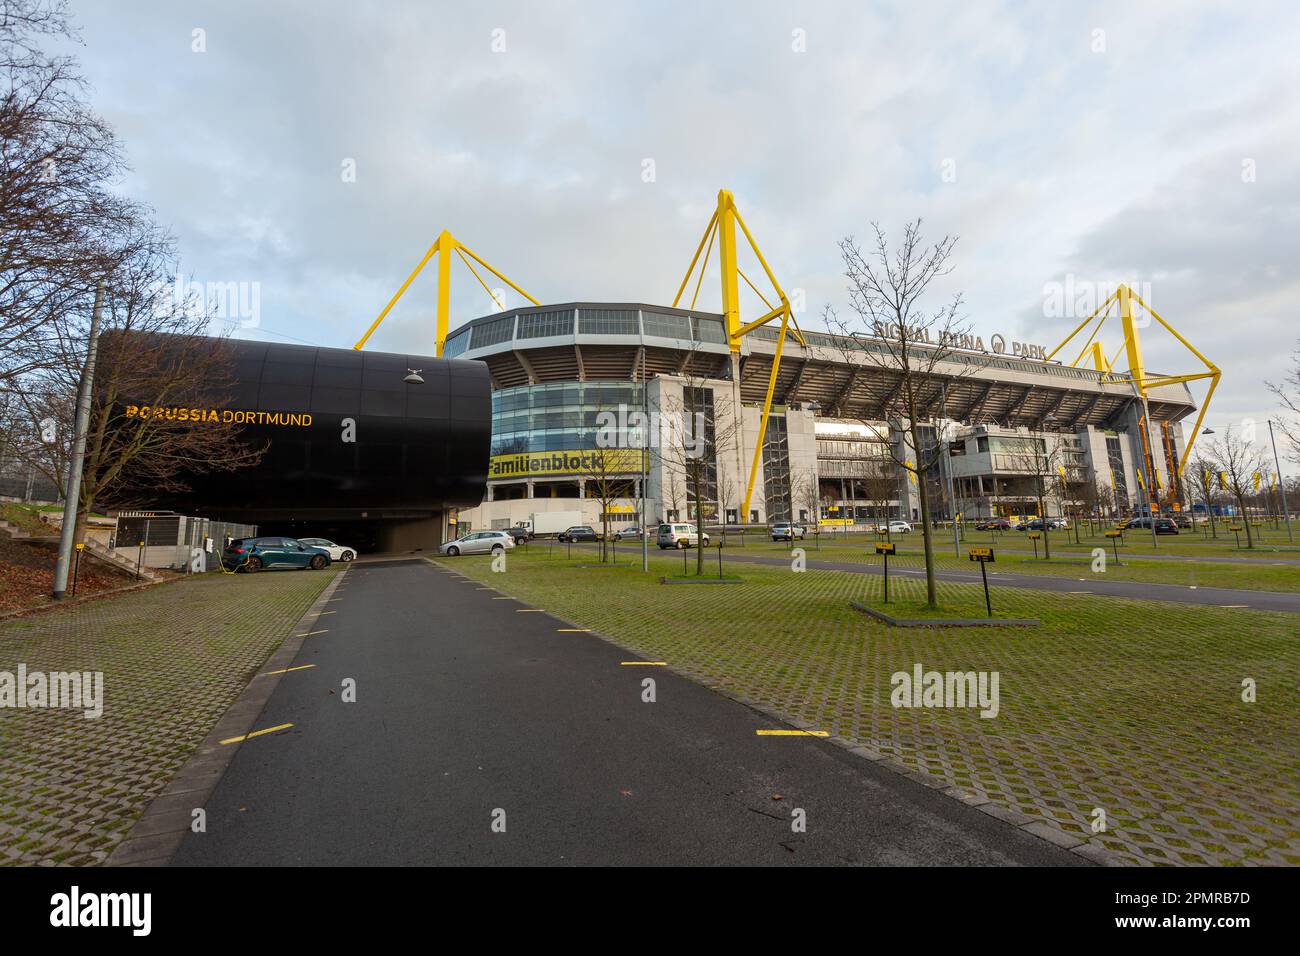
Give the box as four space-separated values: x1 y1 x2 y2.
63 0 1300 435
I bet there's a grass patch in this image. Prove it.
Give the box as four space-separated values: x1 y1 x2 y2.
0 503 55 537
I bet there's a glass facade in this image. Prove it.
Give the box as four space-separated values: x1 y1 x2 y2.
642 311 692 340
578 308 639 335
472 315 514 349
517 309 575 339
762 415 792 522
1106 435 1129 506
490 381 644 457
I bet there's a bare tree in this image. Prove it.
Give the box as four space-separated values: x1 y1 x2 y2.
1 1 137 386
792 468 821 546
579 447 637 562
660 457 685 524
12 227 265 545
1207 431 1268 548
658 357 743 575
715 461 739 543
824 221 983 607
1267 339 1300 463
990 432 1068 557
1189 454 1221 537
858 454 899 536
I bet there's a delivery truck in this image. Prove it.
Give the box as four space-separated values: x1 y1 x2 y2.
519 510 585 538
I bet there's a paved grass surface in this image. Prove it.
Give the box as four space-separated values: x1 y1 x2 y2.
174 559 1080 866
0 567 339 865
738 534 1300 593
443 547 1300 866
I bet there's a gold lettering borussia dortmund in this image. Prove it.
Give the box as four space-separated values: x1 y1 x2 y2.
123 405 313 427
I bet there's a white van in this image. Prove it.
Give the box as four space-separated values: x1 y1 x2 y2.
657 523 710 549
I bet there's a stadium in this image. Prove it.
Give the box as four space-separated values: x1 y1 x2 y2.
448 299 1201 534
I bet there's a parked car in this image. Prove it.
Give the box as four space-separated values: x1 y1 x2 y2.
556 525 601 543
1125 516 1179 534
298 537 357 562
770 522 806 541
976 518 1012 531
222 536 331 572
657 523 710 549
1170 514 1193 529
613 526 647 541
439 530 516 556
877 520 912 534
502 526 532 545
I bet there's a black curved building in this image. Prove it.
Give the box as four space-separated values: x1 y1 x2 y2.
136 338 491 551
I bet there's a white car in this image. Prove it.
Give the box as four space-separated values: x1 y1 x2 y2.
439 530 516 556
656 523 710 549
298 537 358 562
878 520 913 534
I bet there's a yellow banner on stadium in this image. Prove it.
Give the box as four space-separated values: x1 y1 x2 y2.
488 448 646 479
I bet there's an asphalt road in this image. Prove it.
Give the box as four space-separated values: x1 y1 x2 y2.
172 558 1080 866
712 547 1300 613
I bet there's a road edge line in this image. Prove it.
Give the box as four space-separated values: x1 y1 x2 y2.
105 567 350 867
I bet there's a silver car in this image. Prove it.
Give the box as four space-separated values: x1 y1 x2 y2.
656 523 710 549
439 530 516 556
770 522 806 541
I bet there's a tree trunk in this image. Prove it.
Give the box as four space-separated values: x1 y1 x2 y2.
910 420 938 609
1039 483 1051 559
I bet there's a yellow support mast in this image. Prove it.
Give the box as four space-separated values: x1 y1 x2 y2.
1044 283 1220 475
673 189 806 519
354 229 539 356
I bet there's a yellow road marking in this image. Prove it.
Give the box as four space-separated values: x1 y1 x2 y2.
621 661 666 666
557 628 590 632
756 729 829 737
318 610 336 615
1220 604 1249 608
476 587 495 591
493 597 517 600
516 608 545 613
221 723 293 745
264 664 316 676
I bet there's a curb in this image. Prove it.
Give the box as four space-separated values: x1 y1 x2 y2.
427 556 1118 867
849 601 1040 628
105 567 349 867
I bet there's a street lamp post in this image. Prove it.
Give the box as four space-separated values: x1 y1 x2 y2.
1267 419 1294 543
52 281 105 599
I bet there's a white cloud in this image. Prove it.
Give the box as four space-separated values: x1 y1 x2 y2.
65 0 1300 433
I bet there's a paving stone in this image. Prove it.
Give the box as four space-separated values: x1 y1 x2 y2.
0 567 338 865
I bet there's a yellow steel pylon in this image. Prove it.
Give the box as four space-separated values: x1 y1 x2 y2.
354 229 538 356
1044 283 1220 475
673 189 806 519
